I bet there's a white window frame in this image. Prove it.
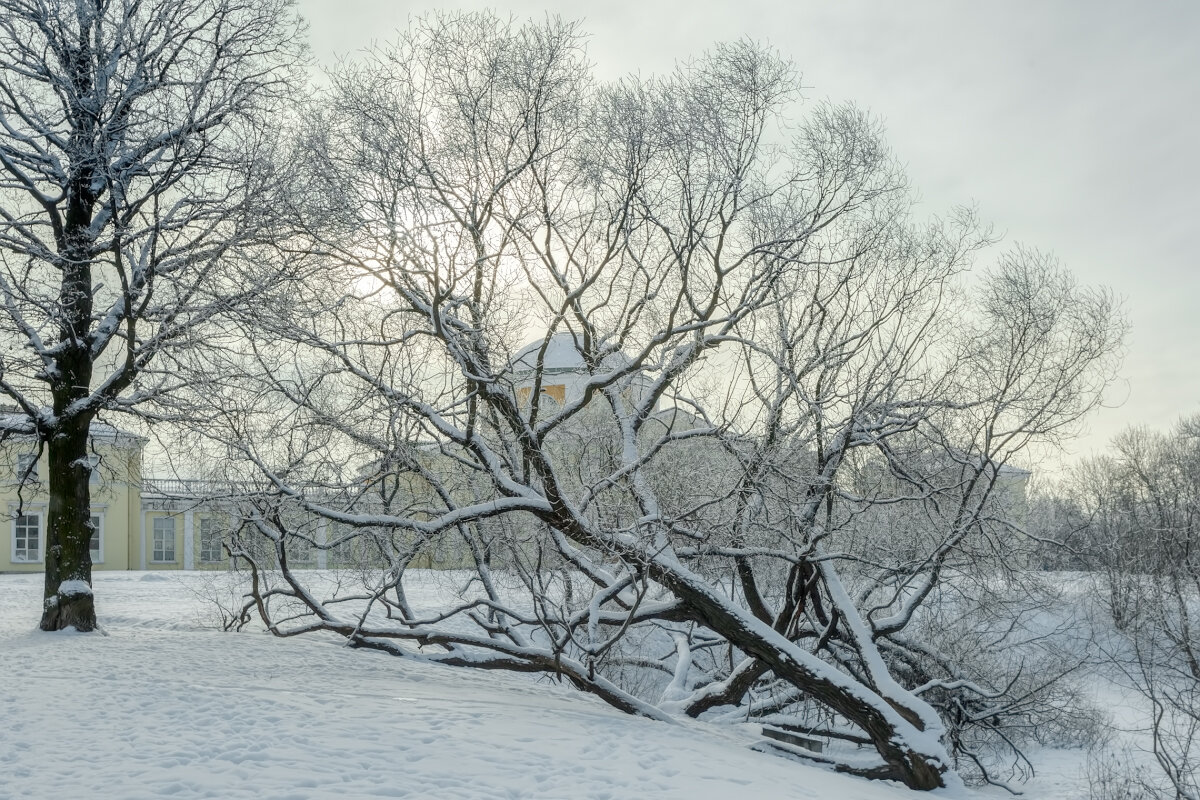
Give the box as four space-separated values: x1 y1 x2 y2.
16 452 38 482
198 517 223 563
12 510 43 563
152 516 177 563
89 513 104 564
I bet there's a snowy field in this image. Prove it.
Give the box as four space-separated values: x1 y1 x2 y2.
0 572 1138 800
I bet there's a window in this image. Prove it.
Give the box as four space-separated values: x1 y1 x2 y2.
329 524 355 568
87 454 101 485
199 518 222 563
13 513 40 562
286 534 312 564
16 453 38 482
152 517 176 562
89 514 103 563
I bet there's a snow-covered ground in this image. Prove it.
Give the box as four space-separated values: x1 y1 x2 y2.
0 573 1133 800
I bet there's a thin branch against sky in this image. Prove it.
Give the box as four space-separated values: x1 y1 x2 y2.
296 0 1200 464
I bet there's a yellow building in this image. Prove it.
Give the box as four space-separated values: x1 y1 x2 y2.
1 418 144 572
0 419 257 572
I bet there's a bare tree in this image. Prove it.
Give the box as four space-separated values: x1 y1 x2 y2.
198 14 1123 790
1071 420 1200 800
0 0 303 629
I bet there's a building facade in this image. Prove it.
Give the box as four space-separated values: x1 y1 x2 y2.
0 420 254 573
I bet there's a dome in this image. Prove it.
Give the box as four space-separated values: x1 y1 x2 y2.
509 333 630 375
508 333 653 413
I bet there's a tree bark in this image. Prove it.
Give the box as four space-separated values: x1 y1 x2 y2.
40 154 97 631
649 562 949 790
39 416 96 631
542 500 950 789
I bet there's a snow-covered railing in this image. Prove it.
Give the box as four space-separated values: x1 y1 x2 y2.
141 478 265 498
141 478 352 501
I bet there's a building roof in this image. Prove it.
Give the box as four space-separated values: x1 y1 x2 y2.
509 333 631 375
0 412 146 445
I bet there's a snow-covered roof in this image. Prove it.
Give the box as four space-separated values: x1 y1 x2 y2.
995 462 1032 479
0 412 146 445
509 333 631 375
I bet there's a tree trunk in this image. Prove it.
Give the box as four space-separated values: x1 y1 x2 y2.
545 500 950 789
39 416 96 632
651 565 949 790
41 193 97 631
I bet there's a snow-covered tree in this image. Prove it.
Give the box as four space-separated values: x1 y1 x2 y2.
1070 420 1200 799
202 14 1124 789
0 0 303 630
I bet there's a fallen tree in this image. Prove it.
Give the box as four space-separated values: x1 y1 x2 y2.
196 13 1124 789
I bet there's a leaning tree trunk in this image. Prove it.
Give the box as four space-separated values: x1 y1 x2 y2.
542 499 951 790
650 562 949 789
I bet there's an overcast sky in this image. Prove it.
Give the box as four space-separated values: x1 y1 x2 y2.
296 0 1200 464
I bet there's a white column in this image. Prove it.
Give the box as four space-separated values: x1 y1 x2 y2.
139 511 146 570
183 509 195 570
316 519 328 569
